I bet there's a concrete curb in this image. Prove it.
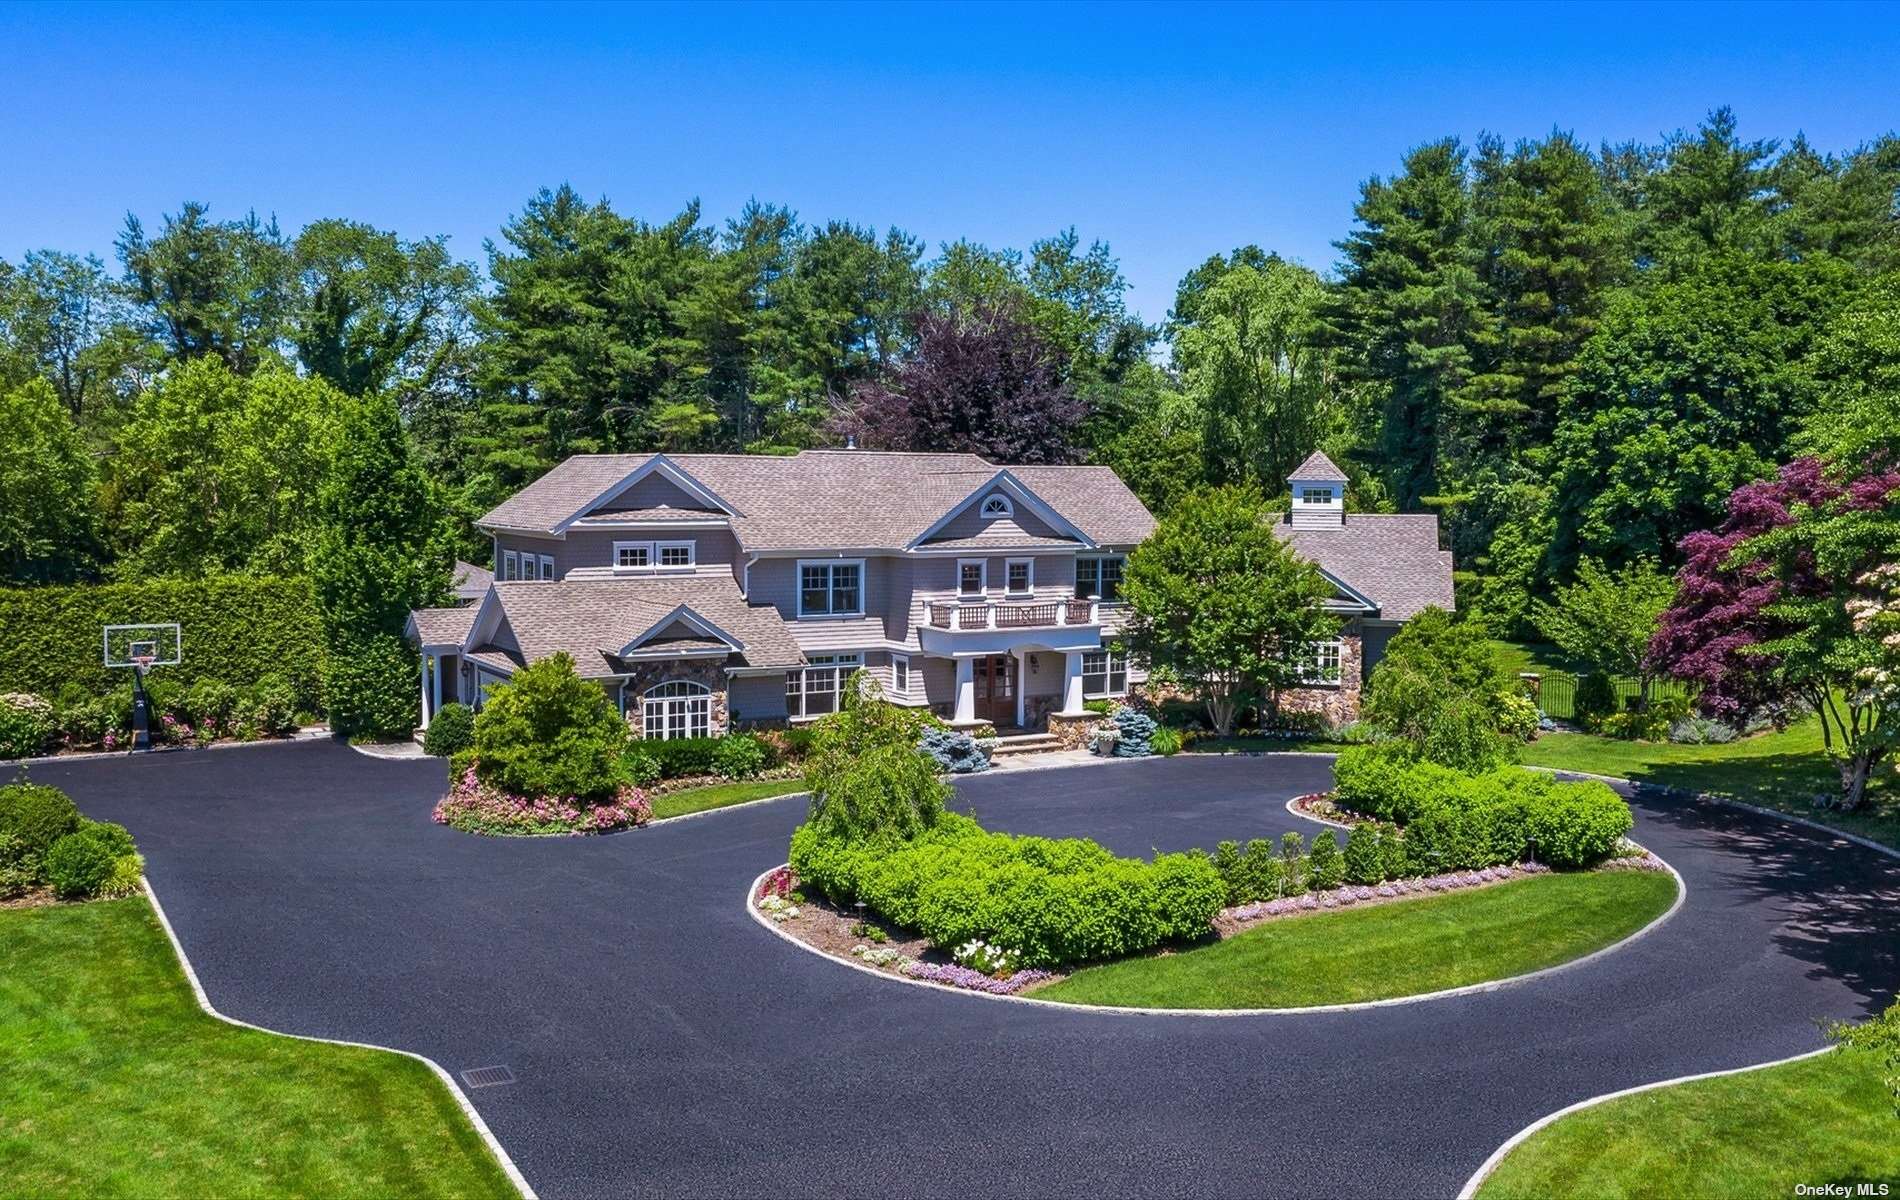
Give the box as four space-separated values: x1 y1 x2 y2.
1284 794 1354 830
743 850 1685 1018
1453 1045 1837 1199
140 880 537 1199
2 727 330 770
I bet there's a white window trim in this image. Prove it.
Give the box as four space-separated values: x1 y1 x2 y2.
614 540 654 572
502 550 519 582
656 540 695 571
890 653 911 699
1300 487 1336 506
1081 649 1129 698
641 679 712 740
1076 554 1125 602
1298 638 1345 687
786 652 864 719
980 493 1014 518
1004 557 1034 596
538 554 555 581
957 557 988 597
795 558 867 619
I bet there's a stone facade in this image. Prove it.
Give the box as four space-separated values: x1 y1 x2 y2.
621 657 730 739
1045 711 1101 750
1025 693 1063 730
1274 632 1364 726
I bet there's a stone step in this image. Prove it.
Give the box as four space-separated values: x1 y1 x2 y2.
988 733 1065 757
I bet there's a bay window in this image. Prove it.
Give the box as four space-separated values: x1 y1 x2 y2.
786 653 863 718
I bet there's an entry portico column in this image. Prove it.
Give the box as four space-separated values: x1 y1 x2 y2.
1014 649 1027 728
420 652 432 729
1060 651 1086 715
954 656 976 723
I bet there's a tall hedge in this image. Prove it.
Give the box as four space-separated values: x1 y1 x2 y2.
0 576 326 712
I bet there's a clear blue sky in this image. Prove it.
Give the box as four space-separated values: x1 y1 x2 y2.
3 0 1896 323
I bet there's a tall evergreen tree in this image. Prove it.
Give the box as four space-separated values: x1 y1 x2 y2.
116 202 297 372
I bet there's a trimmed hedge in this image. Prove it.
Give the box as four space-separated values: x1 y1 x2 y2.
790 813 1225 968
1331 744 1633 869
639 735 722 779
0 781 82 861
0 576 325 714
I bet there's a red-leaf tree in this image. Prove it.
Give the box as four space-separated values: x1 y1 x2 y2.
827 300 1087 464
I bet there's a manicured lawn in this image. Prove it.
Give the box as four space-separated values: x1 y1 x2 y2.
0 898 514 1200
650 778 803 820
1521 720 1898 851
1475 1047 1899 1199
1030 870 1677 1009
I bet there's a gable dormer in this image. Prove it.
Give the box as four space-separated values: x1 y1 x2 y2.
909 471 1095 550
1288 450 1347 529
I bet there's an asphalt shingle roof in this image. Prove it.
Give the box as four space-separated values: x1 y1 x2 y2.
408 605 478 647
1288 450 1350 483
486 577 804 678
480 451 1156 550
1275 514 1454 621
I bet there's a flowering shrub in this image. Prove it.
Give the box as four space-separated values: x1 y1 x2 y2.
757 894 801 921
853 945 911 968
433 762 651 836
952 939 1020 975
900 960 1054 995
758 865 797 900
0 693 56 759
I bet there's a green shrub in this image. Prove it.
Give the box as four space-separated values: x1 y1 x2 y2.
1421 695 1516 772
44 821 138 899
245 673 300 737
1242 838 1284 900
1149 726 1183 756
790 811 1224 968
324 634 418 740
1379 821 1409 880
0 694 56 759
471 652 629 801
180 679 241 735
639 735 721 778
1529 780 1634 867
0 831 35 897
1343 821 1386 884
1308 829 1344 889
805 743 948 842
620 749 660 786
1575 671 1618 728
0 575 325 713
1082 698 1114 716
1212 839 1245 904
1362 606 1519 762
1495 690 1541 742
0 780 81 862
1279 830 1307 895
712 734 768 780
421 702 475 757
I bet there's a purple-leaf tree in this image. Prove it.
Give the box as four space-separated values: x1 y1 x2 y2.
1651 456 1900 807
828 300 1087 465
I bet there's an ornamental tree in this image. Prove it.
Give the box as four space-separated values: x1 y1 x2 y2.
1120 487 1337 738
1531 559 1677 710
1360 606 1521 770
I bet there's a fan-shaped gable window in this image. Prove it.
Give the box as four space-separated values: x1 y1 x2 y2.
980 494 1014 519
642 679 712 740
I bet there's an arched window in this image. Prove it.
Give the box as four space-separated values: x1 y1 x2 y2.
980 493 1013 518
643 679 712 740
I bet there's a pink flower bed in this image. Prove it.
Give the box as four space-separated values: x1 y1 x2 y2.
434 764 652 836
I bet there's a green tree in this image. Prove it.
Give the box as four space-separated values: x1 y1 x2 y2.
291 218 478 398
1361 606 1519 769
0 379 100 583
472 652 629 801
309 392 451 738
1329 139 1482 508
0 250 150 427
116 202 297 372
1635 107 1776 270
1120 487 1338 736
1531 559 1677 708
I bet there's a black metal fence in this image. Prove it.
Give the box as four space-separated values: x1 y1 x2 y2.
1521 671 1695 721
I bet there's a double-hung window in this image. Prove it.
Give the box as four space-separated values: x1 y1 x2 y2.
1005 558 1033 595
890 654 911 698
537 554 555 581
799 561 863 617
1075 555 1124 602
1300 639 1344 685
958 559 986 597
502 550 519 581
1081 650 1128 697
642 680 711 740
786 652 863 718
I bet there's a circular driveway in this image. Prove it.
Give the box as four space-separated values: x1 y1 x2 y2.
34 743 1900 1199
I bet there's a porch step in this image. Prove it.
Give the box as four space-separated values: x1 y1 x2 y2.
987 732 1065 757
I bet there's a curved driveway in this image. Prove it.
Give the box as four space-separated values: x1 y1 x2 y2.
35 743 1900 1199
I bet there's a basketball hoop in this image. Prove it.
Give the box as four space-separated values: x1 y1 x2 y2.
103 623 182 753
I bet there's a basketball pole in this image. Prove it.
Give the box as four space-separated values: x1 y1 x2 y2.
131 661 152 752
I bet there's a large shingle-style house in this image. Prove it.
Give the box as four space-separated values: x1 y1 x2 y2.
405 448 1450 740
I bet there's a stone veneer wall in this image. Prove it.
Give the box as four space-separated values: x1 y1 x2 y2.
1274 633 1364 726
1045 711 1101 749
621 657 730 738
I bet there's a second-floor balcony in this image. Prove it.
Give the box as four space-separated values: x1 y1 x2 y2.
927 598 1098 632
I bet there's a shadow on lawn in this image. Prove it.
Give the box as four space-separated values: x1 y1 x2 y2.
1628 786 1900 1017
1607 751 1900 850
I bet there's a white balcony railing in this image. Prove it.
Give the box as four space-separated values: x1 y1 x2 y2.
926 598 1097 632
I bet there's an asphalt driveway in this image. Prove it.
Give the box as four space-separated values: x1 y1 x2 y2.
33 743 1900 1199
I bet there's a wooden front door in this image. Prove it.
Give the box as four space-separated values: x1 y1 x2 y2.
972 654 1016 725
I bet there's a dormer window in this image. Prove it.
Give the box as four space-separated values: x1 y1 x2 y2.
980 494 1014 519
1300 487 1335 506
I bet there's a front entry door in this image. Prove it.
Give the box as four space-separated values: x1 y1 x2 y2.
972 654 1016 725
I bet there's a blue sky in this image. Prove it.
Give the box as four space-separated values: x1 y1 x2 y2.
2 0 1896 323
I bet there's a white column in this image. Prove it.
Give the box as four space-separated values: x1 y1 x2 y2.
419 653 432 729
954 656 976 723
1060 651 1086 715
1014 649 1027 728
431 651 443 719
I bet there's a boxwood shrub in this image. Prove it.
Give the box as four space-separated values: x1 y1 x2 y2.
44 820 140 899
0 780 82 861
790 813 1225 968
1330 744 1633 870
421 702 475 757
639 735 722 779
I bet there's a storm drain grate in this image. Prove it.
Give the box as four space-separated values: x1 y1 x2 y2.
460 1065 516 1089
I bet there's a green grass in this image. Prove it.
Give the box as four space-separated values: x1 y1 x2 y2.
1476 1047 1900 1199
650 778 803 820
1520 717 1898 851
1030 870 1678 1009
0 898 514 1200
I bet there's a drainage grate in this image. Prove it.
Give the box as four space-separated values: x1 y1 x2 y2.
460 1065 516 1089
